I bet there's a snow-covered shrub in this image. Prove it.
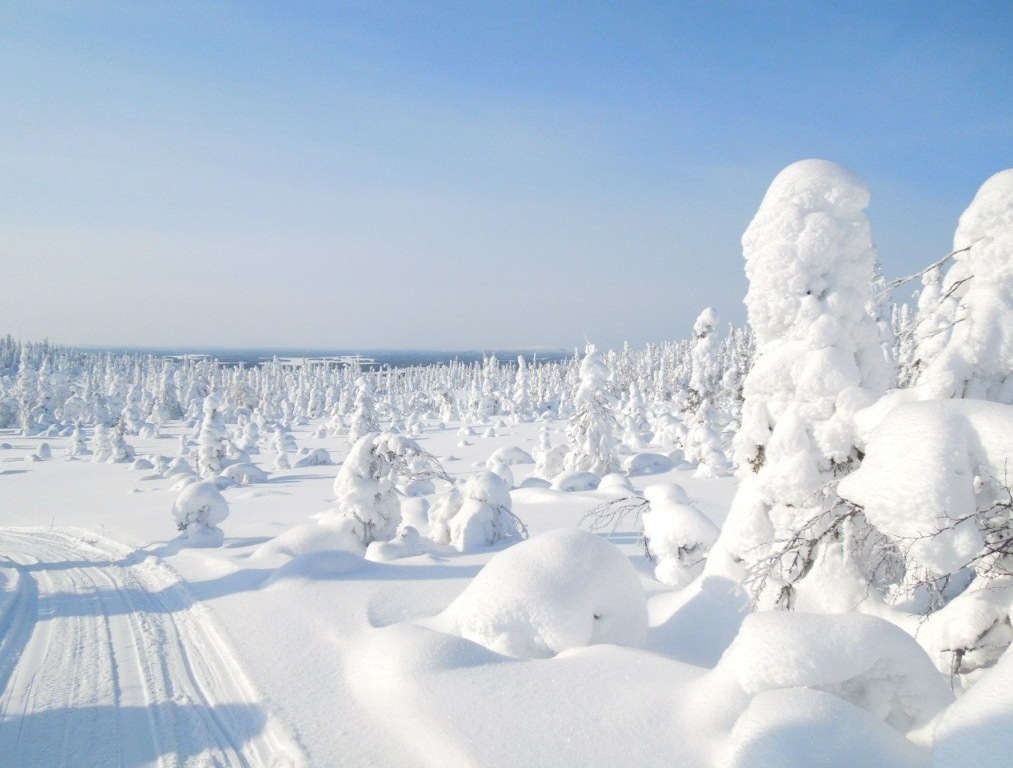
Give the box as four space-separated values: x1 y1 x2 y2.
714 159 892 608
429 471 525 552
642 484 719 588
838 398 1013 675
347 377 380 444
435 529 647 658
171 480 229 545
331 432 445 546
551 471 601 492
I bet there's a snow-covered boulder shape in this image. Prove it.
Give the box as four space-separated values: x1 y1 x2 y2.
429 471 523 552
716 612 952 738
623 452 674 476
365 526 428 562
171 481 229 546
437 529 647 658
917 168 1013 403
718 687 926 768
550 471 600 492
486 445 534 466
642 484 719 588
597 472 635 494
33 442 51 460
292 447 333 468
220 461 269 485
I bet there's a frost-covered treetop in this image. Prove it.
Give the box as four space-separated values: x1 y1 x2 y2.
954 168 1013 251
693 307 719 338
742 158 880 350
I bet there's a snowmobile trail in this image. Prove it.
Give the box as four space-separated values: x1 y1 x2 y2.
0 527 308 768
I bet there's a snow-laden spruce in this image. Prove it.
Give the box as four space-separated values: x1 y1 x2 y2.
915 168 1013 403
563 345 621 476
714 159 893 608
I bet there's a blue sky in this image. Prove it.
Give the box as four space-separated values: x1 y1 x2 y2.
2 1 1011 350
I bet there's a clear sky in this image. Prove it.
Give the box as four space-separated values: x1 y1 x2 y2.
2 1 1011 351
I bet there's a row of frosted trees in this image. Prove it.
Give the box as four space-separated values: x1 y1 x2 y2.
0 331 755 464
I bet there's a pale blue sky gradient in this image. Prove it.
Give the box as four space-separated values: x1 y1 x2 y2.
2 2 1011 350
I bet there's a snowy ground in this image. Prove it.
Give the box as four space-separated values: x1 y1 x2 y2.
0 419 744 767
0 416 1005 767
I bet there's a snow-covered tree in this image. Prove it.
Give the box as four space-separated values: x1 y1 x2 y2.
429 471 525 552
196 394 228 478
915 168 1013 403
563 346 621 475
172 481 229 546
714 159 892 609
347 377 380 444
332 432 446 546
683 308 730 476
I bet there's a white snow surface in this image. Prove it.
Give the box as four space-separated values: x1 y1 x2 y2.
0 413 1006 766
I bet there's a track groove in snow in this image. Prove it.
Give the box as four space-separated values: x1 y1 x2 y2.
0 527 308 768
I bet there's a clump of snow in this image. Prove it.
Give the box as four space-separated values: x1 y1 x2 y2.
718 687 927 768
292 447 333 468
642 483 719 588
624 452 674 476
550 471 600 492
220 461 269 485
171 480 229 546
486 445 534 466
435 528 647 659
715 611 952 738
597 472 635 494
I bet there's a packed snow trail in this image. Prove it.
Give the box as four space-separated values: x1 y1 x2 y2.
0 527 308 768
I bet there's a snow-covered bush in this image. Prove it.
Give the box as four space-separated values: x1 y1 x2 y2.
220 461 269 485
331 432 445 546
429 471 525 552
642 483 719 588
435 529 647 658
171 480 229 545
838 398 1013 675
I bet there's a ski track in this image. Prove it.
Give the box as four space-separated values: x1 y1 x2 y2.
0 527 308 768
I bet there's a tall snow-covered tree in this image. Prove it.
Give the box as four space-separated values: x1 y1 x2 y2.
915 168 1013 403
563 345 621 475
713 159 892 609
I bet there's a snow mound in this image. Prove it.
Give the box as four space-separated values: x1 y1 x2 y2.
550 471 601 492
486 446 534 466
624 452 674 476
220 462 269 485
435 529 647 659
171 481 229 544
292 447 333 467
933 641 1013 768
716 611 952 736
718 687 926 768
597 472 635 494
252 518 366 567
